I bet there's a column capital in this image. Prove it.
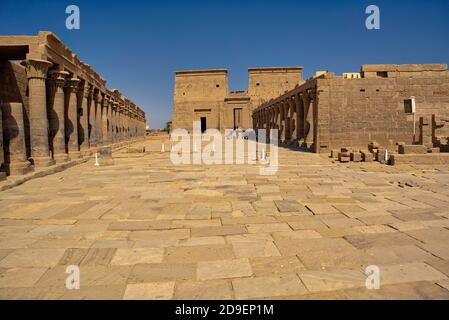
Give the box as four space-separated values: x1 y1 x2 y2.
48 70 70 90
301 92 311 103
93 89 100 102
65 77 81 93
23 59 53 80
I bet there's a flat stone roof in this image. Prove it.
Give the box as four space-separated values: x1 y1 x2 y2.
361 64 447 72
175 69 228 75
248 66 302 72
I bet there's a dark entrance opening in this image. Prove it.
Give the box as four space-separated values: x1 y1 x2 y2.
200 117 207 133
233 108 242 130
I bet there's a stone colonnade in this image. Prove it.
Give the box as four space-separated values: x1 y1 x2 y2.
0 32 146 177
252 87 318 151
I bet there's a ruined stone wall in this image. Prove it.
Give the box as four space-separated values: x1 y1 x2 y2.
317 65 449 151
248 67 303 109
172 70 228 131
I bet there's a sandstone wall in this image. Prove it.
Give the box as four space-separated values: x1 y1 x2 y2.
316 64 449 151
172 70 228 131
222 94 252 130
248 67 303 109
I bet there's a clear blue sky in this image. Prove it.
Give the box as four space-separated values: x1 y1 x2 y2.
1 0 448 129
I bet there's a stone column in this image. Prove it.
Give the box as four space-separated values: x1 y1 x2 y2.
110 102 116 144
311 93 318 152
65 77 82 159
48 70 70 163
24 59 56 167
124 109 129 141
96 92 105 146
302 93 312 147
121 107 125 142
117 106 123 142
284 101 291 141
277 103 284 142
102 96 111 145
90 90 99 148
0 106 5 179
79 82 91 155
121 107 126 142
289 99 296 141
0 102 34 175
269 109 273 131
295 94 303 141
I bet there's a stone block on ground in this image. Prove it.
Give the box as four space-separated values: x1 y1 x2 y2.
98 147 114 166
330 149 339 159
390 153 449 165
360 150 373 162
398 144 428 155
350 151 362 162
125 146 146 153
368 141 379 153
377 149 389 164
338 152 350 163
428 147 440 153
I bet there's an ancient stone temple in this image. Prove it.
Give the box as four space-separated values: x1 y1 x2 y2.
0 32 146 177
172 67 303 132
252 64 449 153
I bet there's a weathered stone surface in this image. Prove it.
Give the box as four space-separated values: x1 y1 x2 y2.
231 239 281 258
1 136 449 299
391 153 449 165
360 150 373 162
344 232 419 249
0 249 65 268
298 269 366 292
197 258 253 280
129 263 196 283
164 244 234 263
350 152 362 162
124 282 175 300
111 248 164 265
174 279 233 300
379 262 447 285
232 274 307 299
250 256 305 276
398 144 428 154
0 267 48 288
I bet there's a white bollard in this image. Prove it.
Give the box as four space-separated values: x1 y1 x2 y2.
94 152 100 167
161 143 165 153
260 148 266 161
385 149 388 162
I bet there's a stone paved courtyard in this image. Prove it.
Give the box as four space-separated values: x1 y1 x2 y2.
1 137 449 299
